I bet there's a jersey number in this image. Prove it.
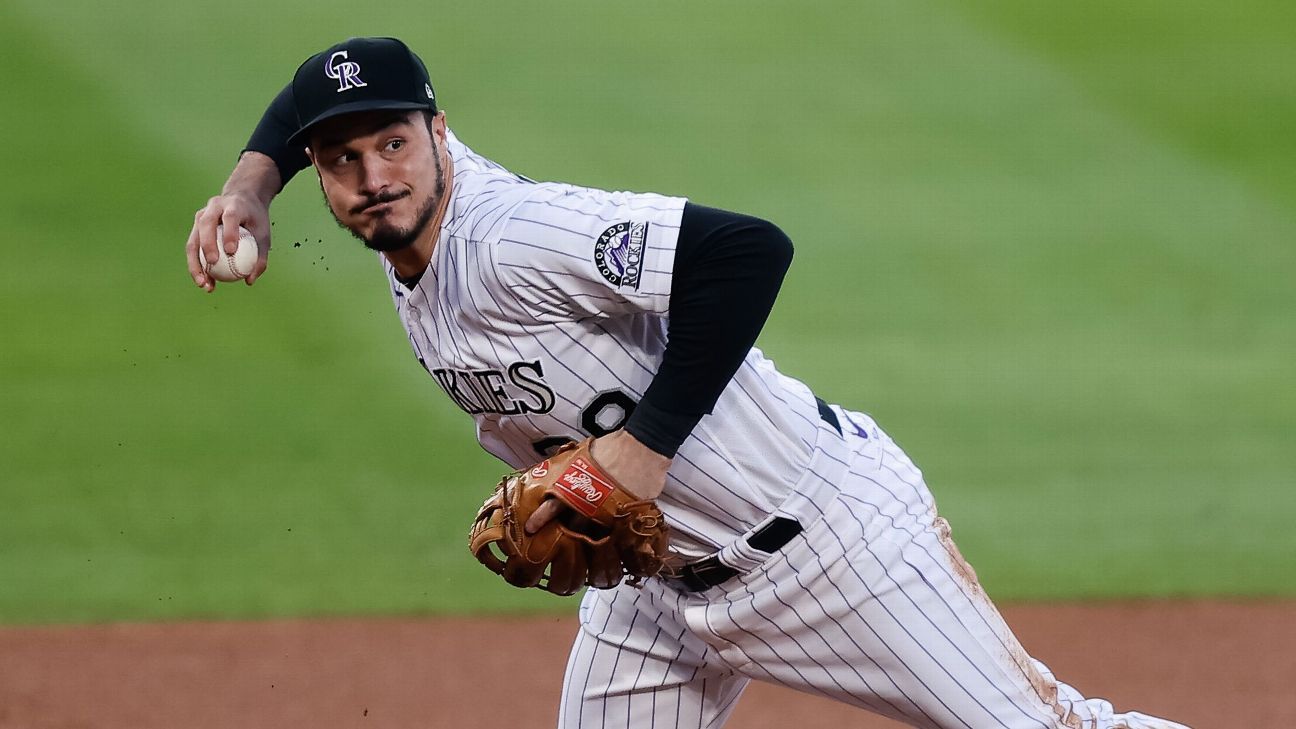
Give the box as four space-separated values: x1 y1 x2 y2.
531 390 637 456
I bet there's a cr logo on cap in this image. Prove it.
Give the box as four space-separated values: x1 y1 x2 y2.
325 50 367 93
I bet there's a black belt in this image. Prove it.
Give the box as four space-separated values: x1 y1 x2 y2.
662 517 803 592
660 398 834 592
816 396 842 436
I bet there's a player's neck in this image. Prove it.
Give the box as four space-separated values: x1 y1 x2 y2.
385 151 455 279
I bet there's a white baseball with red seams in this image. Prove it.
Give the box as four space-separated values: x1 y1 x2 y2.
389 130 1190 729
200 225 258 282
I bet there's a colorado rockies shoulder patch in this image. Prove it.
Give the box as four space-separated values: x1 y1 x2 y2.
593 221 648 289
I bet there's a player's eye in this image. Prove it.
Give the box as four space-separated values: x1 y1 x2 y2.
385 139 405 153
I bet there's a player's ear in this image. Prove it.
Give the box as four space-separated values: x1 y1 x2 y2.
304 146 317 167
426 110 447 141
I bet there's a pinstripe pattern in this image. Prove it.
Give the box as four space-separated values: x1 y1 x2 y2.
382 131 1189 729
559 417 1190 729
559 582 748 729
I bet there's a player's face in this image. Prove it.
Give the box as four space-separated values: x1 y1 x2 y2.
307 110 447 252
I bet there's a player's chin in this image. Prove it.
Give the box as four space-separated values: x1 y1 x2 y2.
361 220 419 252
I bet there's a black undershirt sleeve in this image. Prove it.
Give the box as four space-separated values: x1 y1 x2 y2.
622 203 794 458
242 83 311 187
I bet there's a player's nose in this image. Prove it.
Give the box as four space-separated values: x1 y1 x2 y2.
357 154 393 194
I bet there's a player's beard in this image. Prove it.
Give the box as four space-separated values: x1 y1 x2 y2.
326 142 447 253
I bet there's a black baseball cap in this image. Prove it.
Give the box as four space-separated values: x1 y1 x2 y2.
287 37 437 146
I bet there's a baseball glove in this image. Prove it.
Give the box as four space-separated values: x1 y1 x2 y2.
468 438 670 596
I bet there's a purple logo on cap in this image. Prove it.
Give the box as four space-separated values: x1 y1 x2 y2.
325 50 367 93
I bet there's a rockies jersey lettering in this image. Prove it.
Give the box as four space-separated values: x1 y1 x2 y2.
430 360 555 416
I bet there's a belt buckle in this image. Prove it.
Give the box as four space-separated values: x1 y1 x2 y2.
659 555 735 592
686 558 737 590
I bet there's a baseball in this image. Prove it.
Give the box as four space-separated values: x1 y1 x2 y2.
200 225 259 282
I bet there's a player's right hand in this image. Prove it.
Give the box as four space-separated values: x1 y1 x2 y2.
186 191 272 292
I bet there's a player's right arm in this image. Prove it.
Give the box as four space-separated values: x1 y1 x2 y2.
186 83 308 291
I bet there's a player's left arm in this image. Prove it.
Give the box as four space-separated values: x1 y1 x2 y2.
619 204 794 458
517 202 794 528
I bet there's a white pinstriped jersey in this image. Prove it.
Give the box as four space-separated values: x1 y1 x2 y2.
385 131 826 557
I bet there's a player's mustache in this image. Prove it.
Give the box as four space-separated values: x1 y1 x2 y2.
352 190 410 214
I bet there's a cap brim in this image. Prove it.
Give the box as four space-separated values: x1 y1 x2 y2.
287 100 434 146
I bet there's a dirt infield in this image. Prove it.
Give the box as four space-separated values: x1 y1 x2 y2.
1 601 1290 728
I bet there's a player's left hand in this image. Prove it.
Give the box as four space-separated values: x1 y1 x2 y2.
525 429 670 534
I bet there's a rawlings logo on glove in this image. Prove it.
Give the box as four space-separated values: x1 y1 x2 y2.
554 460 614 515
468 438 671 596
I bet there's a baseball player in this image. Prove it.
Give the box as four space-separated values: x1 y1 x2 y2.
185 37 1190 729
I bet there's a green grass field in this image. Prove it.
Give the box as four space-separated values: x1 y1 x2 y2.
2 0 1293 624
